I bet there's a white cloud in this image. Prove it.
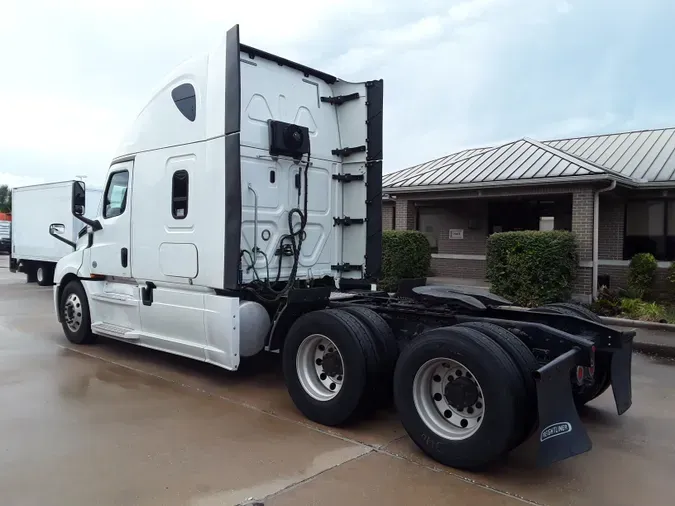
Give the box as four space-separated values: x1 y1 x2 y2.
0 0 672 186
556 1 572 14
0 172 45 189
447 0 504 23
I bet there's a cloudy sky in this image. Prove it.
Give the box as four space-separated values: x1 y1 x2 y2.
1 0 673 188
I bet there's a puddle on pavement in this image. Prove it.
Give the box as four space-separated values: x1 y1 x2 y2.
189 445 371 506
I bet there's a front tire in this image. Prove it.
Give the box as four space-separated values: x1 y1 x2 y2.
393 326 524 470
59 281 96 345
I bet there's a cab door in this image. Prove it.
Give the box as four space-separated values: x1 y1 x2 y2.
89 160 133 278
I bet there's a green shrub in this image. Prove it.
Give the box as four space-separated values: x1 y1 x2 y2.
620 297 665 322
379 230 431 291
486 230 578 307
628 253 657 299
667 262 675 295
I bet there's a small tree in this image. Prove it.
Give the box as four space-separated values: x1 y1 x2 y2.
0 185 10 213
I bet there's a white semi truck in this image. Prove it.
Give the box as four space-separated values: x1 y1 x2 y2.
51 24 635 470
10 181 102 285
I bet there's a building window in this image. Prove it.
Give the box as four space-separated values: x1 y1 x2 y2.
171 83 196 122
623 200 675 261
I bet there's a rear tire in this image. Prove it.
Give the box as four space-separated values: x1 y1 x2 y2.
26 266 37 283
282 308 380 426
339 306 399 404
455 321 538 447
393 326 524 470
59 280 97 345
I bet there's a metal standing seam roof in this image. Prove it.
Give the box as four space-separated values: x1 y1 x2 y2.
383 127 675 191
381 147 494 187
543 127 675 183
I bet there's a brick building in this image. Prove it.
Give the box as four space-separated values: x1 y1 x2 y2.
382 128 675 302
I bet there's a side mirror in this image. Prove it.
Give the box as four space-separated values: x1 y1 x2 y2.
70 180 102 231
49 223 66 235
71 181 86 217
49 222 76 249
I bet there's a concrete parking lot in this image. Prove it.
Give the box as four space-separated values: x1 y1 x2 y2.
2 254 675 505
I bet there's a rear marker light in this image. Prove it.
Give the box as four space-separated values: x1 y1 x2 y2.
576 366 584 383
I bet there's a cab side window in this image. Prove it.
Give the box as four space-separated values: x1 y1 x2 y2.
103 170 129 219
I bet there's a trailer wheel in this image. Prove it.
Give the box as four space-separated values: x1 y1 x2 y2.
36 264 54 286
26 265 37 283
340 306 399 403
535 304 611 406
59 280 96 345
282 308 380 426
455 321 538 447
393 326 524 470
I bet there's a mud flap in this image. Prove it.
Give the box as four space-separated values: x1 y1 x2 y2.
610 333 633 415
534 348 592 467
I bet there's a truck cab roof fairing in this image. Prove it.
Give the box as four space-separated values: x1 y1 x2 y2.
223 24 242 290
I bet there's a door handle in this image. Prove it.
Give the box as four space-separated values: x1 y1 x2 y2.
121 247 128 268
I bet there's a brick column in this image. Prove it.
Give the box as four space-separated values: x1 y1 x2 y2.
395 199 415 230
571 188 594 300
598 195 624 260
382 203 395 230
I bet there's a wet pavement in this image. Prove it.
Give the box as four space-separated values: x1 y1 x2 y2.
2 255 675 505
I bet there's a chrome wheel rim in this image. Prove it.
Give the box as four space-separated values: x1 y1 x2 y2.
63 293 83 333
37 268 43 283
296 334 344 401
412 358 485 440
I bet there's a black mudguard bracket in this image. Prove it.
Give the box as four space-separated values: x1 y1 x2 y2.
610 331 634 415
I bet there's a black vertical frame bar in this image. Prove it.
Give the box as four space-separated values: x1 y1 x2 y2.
223 24 243 289
365 79 384 279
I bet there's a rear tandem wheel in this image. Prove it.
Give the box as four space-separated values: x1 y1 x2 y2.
282 308 384 426
393 326 526 470
455 321 539 447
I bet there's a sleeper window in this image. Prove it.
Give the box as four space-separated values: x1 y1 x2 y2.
171 83 196 122
103 171 129 219
172 170 189 219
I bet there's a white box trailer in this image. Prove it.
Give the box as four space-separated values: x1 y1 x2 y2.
10 181 102 285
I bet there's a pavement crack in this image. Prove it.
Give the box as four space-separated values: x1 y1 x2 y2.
376 447 546 506
243 450 374 505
